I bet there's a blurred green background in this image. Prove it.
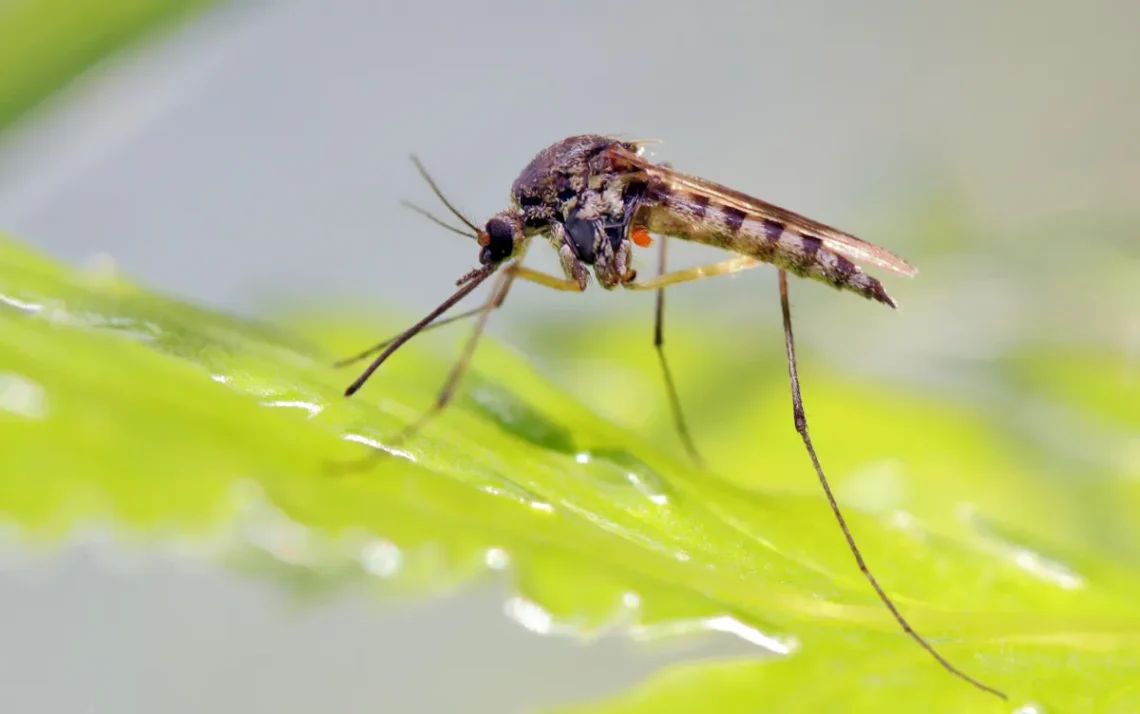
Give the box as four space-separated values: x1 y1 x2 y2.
0 2 1137 713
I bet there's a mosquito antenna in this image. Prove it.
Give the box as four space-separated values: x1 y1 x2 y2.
776 270 1007 701
344 265 496 397
400 200 477 239
409 154 481 234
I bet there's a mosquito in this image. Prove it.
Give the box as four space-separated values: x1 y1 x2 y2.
335 134 1006 701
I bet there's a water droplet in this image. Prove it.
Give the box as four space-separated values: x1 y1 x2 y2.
0 373 46 419
840 459 907 514
636 615 796 656
578 449 672 506
501 593 793 656
231 482 319 567
360 539 402 577
965 507 1084 589
474 483 556 513
463 380 576 454
484 547 510 570
1011 549 1083 589
504 596 557 635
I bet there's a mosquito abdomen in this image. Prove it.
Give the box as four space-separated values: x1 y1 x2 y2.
640 190 896 307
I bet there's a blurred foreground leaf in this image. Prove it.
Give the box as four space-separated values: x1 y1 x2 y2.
0 234 1137 712
0 0 220 132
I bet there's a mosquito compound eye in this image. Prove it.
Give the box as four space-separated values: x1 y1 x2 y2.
480 217 516 264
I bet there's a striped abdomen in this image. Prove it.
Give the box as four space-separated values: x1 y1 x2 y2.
637 189 896 307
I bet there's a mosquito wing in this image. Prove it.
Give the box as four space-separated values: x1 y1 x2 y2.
607 143 918 278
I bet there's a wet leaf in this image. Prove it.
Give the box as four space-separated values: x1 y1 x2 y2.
0 0 220 133
0 234 1137 712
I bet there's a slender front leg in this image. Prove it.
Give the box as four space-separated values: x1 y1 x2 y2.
334 302 502 369
505 264 584 291
393 260 584 443
343 265 498 397
333 262 577 370
392 265 517 442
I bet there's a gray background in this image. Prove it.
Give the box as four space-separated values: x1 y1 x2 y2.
0 1 1136 712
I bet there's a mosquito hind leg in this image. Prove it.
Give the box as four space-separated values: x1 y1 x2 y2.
776 269 1006 701
623 252 766 465
623 254 763 292
648 237 706 468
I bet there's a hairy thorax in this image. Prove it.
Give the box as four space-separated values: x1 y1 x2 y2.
510 135 647 289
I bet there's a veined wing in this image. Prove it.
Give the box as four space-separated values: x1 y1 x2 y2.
606 143 917 278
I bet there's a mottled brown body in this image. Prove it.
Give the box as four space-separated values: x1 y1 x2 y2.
637 188 895 306
488 134 914 306
504 134 648 290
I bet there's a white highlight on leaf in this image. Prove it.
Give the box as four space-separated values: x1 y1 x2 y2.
0 373 47 419
502 593 795 656
342 433 416 461
261 399 323 418
360 539 402 577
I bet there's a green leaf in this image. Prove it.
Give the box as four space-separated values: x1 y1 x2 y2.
0 0 220 133
1 233 1137 712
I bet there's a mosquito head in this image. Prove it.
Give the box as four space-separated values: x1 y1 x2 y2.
402 154 526 268
477 212 524 266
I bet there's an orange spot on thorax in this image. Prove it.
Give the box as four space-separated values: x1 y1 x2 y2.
631 226 652 247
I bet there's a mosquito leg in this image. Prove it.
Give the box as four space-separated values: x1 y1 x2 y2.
335 277 520 369
622 255 763 292
388 268 515 443
330 259 584 477
392 262 583 444
505 264 585 291
776 269 1006 701
336 307 491 368
343 265 500 397
649 237 706 468
623 253 765 466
